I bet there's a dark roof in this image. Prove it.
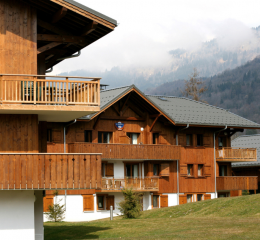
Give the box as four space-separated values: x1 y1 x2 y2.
80 84 260 129
232 135 260 167
64 0 117 25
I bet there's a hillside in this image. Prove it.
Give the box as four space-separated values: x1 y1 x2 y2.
146 56 260 131
45 194 260 240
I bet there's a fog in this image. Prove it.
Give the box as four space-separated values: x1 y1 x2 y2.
51 0 260 75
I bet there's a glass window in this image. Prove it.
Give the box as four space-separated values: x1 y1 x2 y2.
98 196 104 209
197 134 203 146
197 194 203 201
187 164 193 176
127 133 139 144
84 130 92 142
153 164 159 176
198 164 203 176
153 195 159 208
125 164 139 178
98 132 112 143
187 194 192 203
186 134 192 146
47 129 52 142
219 165 227 176
218 137 225 148
153 133 159 144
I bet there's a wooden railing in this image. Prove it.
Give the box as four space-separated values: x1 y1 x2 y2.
101 177 159 191
68 143 181 160
216 176 258 191
216 148 257 162
0 153 102 190
0 74 100 106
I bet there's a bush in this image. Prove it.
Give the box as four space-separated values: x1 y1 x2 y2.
118 188 143 218
44 190 65 222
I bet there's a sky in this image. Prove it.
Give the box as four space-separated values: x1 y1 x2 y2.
51 0 260 75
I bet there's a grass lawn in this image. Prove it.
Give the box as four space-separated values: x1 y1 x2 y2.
44 194 260 240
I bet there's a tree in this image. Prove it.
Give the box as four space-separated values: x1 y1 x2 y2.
182 68 207 102
118 188 143 218
44 190 65 222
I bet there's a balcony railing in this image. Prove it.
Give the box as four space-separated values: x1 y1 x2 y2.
216 148 257 162
0 153 102 190
68 143 181 160
0 74 100 106
216 176 258 191
101 177 159 191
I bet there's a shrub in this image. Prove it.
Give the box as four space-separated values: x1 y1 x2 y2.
44 190 65 222
118 188 143 218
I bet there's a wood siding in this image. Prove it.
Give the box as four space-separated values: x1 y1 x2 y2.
69 143 181 160
0 154 101 190
216 176 258 190
0 114 38 153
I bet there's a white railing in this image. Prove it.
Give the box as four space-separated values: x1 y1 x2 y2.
0 74 100 106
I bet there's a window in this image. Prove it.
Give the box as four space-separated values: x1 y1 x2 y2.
84 130 92 142
153 195 159 208
187 164 193 176
98 132 112 143
218 137 223 148
186 134 192 146
187 194 193 203
97 196 104 210
47 129 52 142
125 163 139 178
153 133 159 144
198 164 203 176
197 194 203 201
197 134 203 146
219 165 227 176
127 133 139 144
153 164 160 176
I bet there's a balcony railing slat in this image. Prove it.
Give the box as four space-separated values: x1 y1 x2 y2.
216 147 257 162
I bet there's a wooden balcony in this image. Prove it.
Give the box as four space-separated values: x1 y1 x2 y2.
0 153 102 190
0 74 101 122
216 148 257 162
101 177 159 192
216 176 258 191
68 143 181 160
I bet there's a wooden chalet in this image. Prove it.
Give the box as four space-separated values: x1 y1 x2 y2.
0 0 117 239
42 85 259 222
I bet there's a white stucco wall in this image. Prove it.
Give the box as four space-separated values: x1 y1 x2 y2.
0 191 35 240
35 191 44 240
165 193 178 206
114 161 124 178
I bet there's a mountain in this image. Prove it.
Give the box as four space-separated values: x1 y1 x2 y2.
146 56 260 135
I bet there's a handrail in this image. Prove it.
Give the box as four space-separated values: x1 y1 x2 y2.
216 147 257 160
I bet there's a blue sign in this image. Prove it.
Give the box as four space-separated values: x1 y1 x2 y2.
115 122 125 131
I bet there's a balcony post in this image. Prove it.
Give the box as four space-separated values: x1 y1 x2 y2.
33 76 37 104
66 77 69 105
98 79 100 106
0 75 2 104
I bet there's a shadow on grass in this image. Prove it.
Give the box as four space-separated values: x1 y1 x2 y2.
44 224 112 240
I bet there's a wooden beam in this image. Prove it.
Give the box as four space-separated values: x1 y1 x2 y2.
38 19 71 35
37 34 88 44
52 7 67 23
112 105 120 116
100 116 145 121
37 42 63 54
150 114 161 132
120 93 132 116
127 101 145 117
81 21 98 36
93 114 102 130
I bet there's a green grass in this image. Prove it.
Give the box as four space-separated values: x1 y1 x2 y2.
45 194 260 240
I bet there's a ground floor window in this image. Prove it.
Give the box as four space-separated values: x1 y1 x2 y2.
98 196 104 210
187 194 193 203
153 195 159 208
197 194 203 201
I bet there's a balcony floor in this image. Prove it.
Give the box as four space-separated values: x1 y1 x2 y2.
0 104 99 122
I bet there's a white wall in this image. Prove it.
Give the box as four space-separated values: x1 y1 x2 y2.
44 192 124 222
0 191 35 240
114 161 124 178
35 191 44 240
165 193 178 206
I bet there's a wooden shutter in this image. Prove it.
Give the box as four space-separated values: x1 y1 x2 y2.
76 132 84 142
52 129 62 143
160 163 170 176
178 133 185 146
83 195 94 211
106 195 115 210
160 195 168 208
203 135 211 146
204 165 211 176
106 163 114 177
179 194 187 205
180 164 188 176
43 196 53 212
204 194 211 200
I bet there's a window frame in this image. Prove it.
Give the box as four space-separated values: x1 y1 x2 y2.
187 194 193 203
197 194 203 201
124 162 140 178
97 195 105 210
186 134 192 146
152 133 159 144
152 195 159 208
153 164 160 176
198 164 204 177
84 130 92 143
47 129 52 142
127 132 140 144
197 134 203 146
187 164 194 176
98 131 112 143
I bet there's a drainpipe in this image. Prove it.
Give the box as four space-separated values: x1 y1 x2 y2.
63 119 77 210
57 51 81 61
176 124 189 205
214 126 227 199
